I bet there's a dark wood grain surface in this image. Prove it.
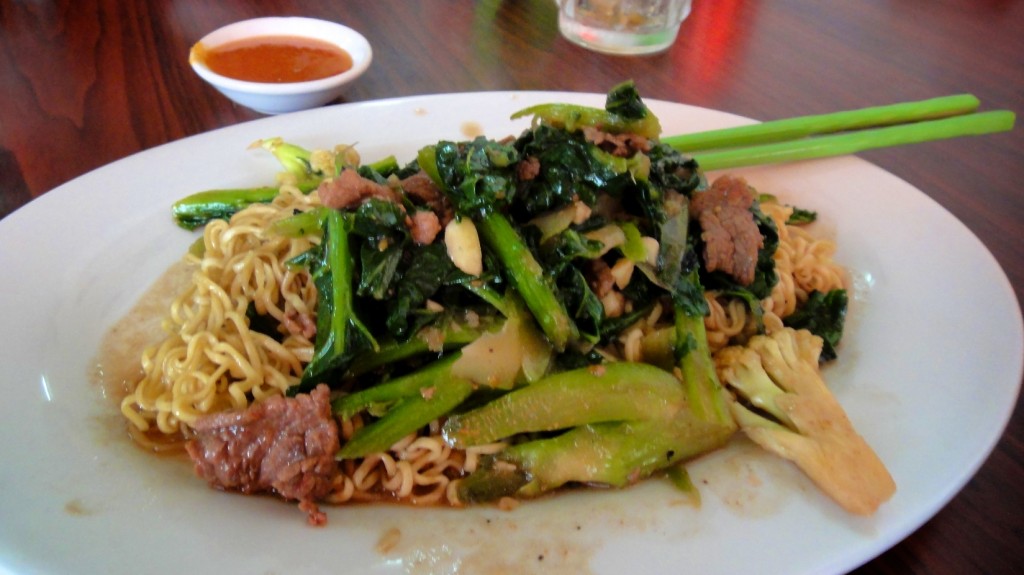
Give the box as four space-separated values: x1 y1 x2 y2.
1 1 1021 573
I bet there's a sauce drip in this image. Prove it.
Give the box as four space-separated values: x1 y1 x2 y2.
200 35 353 83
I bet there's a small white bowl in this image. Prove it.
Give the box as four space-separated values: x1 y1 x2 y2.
189 17 372 115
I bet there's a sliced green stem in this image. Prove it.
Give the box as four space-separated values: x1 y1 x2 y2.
334 354 462 420
442 362 685 448
172 181 319 230
674 304 734 426
457 407 735 502
476 211 578 351
337 375 473 459
269 207 329 237
172 187 279 230
345 323 483 378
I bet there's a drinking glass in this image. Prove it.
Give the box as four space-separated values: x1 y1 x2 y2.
557 0 693 55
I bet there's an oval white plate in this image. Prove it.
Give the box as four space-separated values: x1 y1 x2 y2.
0 92 1021 575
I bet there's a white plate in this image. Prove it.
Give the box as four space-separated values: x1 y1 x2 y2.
0 92 1021 575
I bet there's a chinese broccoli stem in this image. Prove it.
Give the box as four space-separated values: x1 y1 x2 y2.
456 396 736 502
172 187 279 230
451 329 737 502
269 207 329 237
457 368 733 502
662 94 982 153
511 102 662 140
172 181 318 230
691 110 1015 171
510 80 663 139
674 301 735 426
337 375 473 459
344 325 484 378
172 138 326 229
442 362 687 448
476 211 578 351
292 210 376 394
333 353 462 419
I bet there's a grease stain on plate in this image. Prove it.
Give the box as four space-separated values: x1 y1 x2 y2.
461 121 484 139
697 440 805 519
376 511 598 575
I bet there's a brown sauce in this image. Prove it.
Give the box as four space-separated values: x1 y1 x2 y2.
91 259 195 452
200 35 353 83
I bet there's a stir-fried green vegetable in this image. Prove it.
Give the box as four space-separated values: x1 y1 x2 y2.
167 83 1014 512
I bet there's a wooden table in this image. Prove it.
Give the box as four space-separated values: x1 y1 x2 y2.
1 1 1020 572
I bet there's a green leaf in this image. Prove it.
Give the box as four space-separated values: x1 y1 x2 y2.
783 289 848 361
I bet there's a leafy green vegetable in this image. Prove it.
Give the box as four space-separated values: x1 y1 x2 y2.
334 354 462 420
511 125 617 216
556 265 604 344
431 138 520 215
166 86 1021 515
352 200 408 301
786 207 818 225
510 80 662 139
172 187 282 230
452 355 736 502
418 137 580 351
783 289 848 361
293 210 377 394
757 194 818 225
345 317 489 378
171 138 333 230
335 354 474 459
338 376 473 459
539 228 606 274
385 243 457 339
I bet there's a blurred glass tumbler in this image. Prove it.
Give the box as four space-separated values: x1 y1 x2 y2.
558 0 692 55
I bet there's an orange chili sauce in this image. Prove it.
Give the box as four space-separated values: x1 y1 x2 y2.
200 35 353 83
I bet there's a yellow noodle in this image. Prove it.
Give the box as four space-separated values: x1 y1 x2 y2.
120 187 319 434
704 295 750 352
762 201 847 320
702 199 849 347
121 182 849 509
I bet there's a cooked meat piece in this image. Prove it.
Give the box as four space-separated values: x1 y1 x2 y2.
318 168 401 210
401 171 453 226
400 171 440 203
185 384 340 523
516 156 541 181
400 171 442 208
587 258 616 298
318 168 455 238
690 175 764 286
408 210 442 245
581 126 652 157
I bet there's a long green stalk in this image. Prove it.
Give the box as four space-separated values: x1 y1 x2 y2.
172 181 319 230
337 376 473 459
693 110 1015 171
476 211 578 352
662 94 982 153
442 362 687 448
333 354 462 420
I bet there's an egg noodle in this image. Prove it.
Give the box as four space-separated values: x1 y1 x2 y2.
119 179 846 505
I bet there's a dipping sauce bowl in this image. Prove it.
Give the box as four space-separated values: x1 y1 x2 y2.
189 17 372 114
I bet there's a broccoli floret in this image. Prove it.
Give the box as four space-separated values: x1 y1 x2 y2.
715 327 895 515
